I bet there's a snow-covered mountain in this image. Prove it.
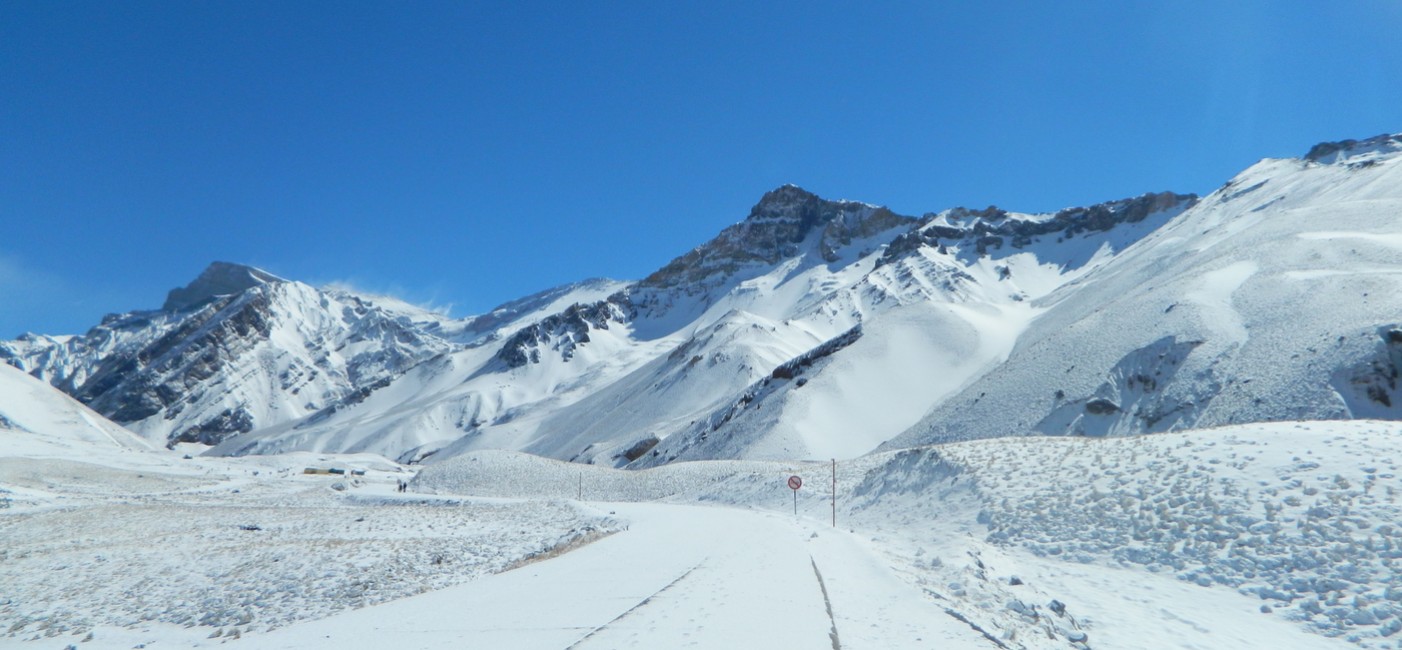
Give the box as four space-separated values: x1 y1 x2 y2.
1 262 463 447
5 132 1402 467
197 183 1191 464
888 132 1402 449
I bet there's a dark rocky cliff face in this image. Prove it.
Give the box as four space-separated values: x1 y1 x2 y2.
78 290 275 428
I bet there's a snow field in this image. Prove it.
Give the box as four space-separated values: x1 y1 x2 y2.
0 457 618 646
7 413 1402 648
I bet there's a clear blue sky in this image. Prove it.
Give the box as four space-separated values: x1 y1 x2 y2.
3 1 1400 337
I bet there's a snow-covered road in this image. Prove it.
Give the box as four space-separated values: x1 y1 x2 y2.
239 501 987 649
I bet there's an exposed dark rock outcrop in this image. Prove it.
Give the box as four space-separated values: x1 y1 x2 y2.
495 300 628 368
879 192 1197 265
768 325 863 381
75 290 276 427
1304 133 1402 164
704 325 862 434
1338 326 1402 412
1034 337 1209 437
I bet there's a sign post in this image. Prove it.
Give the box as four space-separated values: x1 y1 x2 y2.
787 475 802 516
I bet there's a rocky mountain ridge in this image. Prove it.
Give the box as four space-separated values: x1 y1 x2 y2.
6 132 1402 465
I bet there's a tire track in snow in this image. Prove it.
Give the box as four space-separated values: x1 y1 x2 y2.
809 556 842 650
563 561 703 649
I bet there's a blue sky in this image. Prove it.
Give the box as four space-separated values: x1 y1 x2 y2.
2 1 1400 337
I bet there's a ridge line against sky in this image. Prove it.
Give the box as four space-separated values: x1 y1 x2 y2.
2 1 1400 338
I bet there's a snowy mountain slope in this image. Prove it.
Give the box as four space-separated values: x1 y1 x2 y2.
889 132 1402 450
1 262 461 447
495 188 1196 464
211 183 1194 466
14 132 1389 468
614 192 1197 466
201 188 919 463
3 176 1204 465
207 308 674 463
629 302 1027 466
0 362 152 454
447 277 629 345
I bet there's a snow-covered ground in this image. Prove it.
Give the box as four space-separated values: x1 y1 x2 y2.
0 453 616 648
7 360 1402 649
0 367 620 648
7 416 1400 648
412 422 1402 648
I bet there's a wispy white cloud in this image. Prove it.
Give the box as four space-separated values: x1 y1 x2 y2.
320 279 454 317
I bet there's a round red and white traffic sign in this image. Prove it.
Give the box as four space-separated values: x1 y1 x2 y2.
787 475 802 490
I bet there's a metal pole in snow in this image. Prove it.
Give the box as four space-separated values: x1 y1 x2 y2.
831 459 836 528
787 475 802 516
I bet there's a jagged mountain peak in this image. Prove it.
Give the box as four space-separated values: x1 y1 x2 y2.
745 183 884 226
642 185 912 291
162 261 285 312
746 184 823 221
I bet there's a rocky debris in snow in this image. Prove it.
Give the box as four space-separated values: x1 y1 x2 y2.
962 424 1402 646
